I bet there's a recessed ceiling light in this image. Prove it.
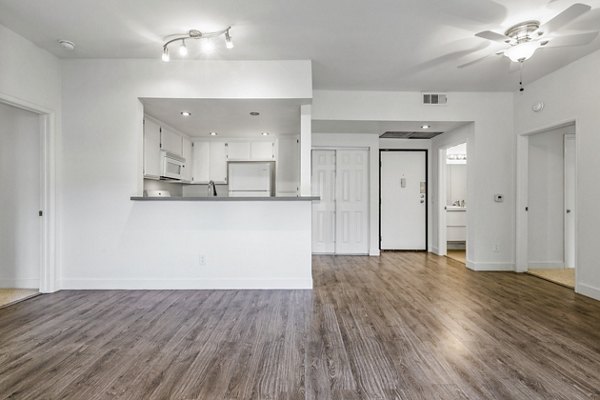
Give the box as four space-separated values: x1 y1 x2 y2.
249 112 260 116
210 132 217 136
421 124 430 129
261 132 269 136
180 111 191 117
58 40 75 50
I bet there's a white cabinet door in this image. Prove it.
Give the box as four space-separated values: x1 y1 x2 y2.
209 141 228 183
143 118 161 179
181 136 192 182
192 141 210 183
335 149 369 254
227 141 250 160
161 127 183 156
251 141 275 160
276 136 299 196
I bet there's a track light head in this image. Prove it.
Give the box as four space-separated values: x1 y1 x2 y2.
161 47 170 62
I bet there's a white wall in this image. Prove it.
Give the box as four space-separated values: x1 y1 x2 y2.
0 103 41 288
60 59 313 289
314 91 515 271
515 48 600 300
527 128 567 267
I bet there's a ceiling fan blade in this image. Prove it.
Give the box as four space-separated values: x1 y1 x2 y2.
545 31 599 47
540 3 592 33
475 30 511 43
457 53 495 68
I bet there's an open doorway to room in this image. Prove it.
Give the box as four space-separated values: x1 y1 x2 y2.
443 143 468 264
526 125 576 289
0 101 43 307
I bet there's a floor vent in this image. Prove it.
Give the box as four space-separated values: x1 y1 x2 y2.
423 93 447 105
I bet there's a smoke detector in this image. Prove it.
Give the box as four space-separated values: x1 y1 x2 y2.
58 40 75 51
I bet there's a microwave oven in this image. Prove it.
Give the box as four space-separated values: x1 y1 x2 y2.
160 151 185 181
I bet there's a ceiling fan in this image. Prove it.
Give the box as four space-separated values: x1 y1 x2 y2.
458 3 599 68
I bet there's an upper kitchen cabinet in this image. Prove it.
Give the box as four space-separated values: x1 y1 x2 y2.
227 141 251 161
191 141 210 183
143 118 161 179
210 141 228 183
250 141 275 160
161 127 183 156
276 136 300 196
181 136 193 183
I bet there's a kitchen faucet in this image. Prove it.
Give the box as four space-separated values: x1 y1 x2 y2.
207 180 217 197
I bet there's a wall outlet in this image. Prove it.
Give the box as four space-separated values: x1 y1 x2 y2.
199 255 206 266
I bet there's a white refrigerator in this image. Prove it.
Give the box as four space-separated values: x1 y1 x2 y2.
228 162 274 197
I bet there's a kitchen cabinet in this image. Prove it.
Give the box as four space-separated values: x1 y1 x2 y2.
161 127 183 156
226 141 250 160
181 136 193 182
143 118 161 179
209 141 228 183
251 141 275 160
191 141 210 183
276 136 299 196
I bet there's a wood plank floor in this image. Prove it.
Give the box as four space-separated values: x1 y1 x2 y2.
0 252 599 399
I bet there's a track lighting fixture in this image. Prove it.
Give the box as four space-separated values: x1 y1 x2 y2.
161 26 233 61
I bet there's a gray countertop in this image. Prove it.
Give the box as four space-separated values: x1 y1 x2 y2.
131 196 320 201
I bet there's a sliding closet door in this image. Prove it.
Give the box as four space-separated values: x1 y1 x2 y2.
335 149 369 254
312 150 336 253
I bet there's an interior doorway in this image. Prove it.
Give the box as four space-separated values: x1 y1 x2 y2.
526 126 576 288
0 101 43 306
443 143 468 264
379 149 427 251
311 148 369 255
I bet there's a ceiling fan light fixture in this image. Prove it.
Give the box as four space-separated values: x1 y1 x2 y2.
161 47 170 62
179 39 188 56
225 29 234 49
505 41 540 63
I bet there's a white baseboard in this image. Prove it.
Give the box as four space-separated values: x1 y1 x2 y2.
59 278 313 290
431 246 441 255
466 261 515 271
528 261 565 269
577 283 600 301
0 278 39 289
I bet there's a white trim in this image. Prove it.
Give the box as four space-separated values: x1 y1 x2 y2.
528 261 565 268
577 283 600 301
0 92 58 293
466 261 515 271
59 278 313 290
431 246 441 255
0 279 40 289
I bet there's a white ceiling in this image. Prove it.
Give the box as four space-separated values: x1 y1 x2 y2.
141 98 304 138
313 120 470 135
1 0 599 91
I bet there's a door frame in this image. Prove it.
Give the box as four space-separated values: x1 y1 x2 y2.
0 92 57 293
516 120 577 290
379 149 428 251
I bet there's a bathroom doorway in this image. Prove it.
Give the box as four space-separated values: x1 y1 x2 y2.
443 143 467 264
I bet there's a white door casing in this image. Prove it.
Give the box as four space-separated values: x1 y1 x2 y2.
335 149 369 254
312 150 336 254
380 150 427 250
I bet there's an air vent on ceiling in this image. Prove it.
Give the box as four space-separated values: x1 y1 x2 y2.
380 131 443 139
423 93 447 105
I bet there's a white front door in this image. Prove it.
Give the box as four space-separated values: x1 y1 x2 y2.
312 150 336 253
335 149 369 254
380 150 427 250
564 134 576 269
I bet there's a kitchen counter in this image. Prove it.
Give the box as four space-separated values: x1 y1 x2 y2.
131 196 320 201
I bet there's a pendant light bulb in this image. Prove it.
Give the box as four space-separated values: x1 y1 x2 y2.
201 38 215 54
179 40 188 56
162 47 170 62
225 30 234 49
